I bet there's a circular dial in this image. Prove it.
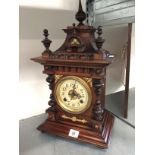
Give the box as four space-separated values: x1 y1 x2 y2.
54 76 92 114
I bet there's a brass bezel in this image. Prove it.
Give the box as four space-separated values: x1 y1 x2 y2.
54 76 92 114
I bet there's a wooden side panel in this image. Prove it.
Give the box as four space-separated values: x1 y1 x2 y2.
123 23 132 118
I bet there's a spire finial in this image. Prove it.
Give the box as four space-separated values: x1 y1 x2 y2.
76 0 86 26
79 0 83 10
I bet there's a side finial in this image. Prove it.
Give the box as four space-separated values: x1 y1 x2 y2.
76 0 86 26
72 23 76 35
95 26 105 52
42 29 52 58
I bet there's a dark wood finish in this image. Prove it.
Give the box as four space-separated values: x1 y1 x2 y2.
31 0 114 149
38 109 114 148
95 26 105 52
41 29 52 58
76 0 87 26
46 75 57 112
123 23 132 118
93 78 105 121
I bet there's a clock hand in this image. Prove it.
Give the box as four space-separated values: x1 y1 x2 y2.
73 90 82 99
73 81 76 90
68 90 75 100
68 87 81 101
77 94 82 99
70 95 74 100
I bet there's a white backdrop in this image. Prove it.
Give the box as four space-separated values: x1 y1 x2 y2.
19 0 86 119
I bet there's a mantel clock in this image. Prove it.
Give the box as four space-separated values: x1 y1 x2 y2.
31 0 114 148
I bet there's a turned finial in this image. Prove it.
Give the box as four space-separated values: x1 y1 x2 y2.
95 26 105 52
72 23 76 35
75 0 86 26
42 29 52 58
72 23 76 27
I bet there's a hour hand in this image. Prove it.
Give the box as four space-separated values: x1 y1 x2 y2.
77 94 82 99
74 91 81 99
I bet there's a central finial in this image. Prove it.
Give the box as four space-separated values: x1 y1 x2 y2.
76 0 86 26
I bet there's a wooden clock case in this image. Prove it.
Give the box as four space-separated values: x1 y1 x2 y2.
31 0 114 149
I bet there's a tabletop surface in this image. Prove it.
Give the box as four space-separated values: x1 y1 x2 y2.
19 113 135 155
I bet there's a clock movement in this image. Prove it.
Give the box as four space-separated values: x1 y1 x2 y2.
31 0 114 148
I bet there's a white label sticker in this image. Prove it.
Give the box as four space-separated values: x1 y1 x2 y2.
68 129 79 138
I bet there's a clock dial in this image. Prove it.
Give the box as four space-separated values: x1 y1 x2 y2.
54 76 92 114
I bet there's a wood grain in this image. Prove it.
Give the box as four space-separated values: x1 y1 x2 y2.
31 0 114 149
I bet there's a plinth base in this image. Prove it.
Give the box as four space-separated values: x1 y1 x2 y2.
37 110 114 149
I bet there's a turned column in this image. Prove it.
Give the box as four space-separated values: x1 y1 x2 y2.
93 78 105 121
46 74 57 120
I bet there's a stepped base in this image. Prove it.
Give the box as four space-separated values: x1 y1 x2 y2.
37 110 114 148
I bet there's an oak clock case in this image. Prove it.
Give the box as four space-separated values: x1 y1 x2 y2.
31 0 114 149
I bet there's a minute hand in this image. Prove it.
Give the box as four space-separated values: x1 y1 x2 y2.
73 81 77 90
